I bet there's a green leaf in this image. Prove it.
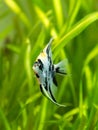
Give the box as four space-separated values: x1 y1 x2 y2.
0 108 11 130
34 4 57 37
53 12 98 53
84 45 98 67
24 39 32 94
52 0 64 30
4 0 31 28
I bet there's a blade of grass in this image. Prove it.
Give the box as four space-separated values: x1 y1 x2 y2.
31 28 45 63
80 44 98 130
87 106 98 130
79 79 83 117
4 0 31 28
19 102 27 128
24 39 32 95
53 12 98 55
34 98 48 130
59 0 81 37
62 107 79 119
66 0 81 31
93 68 98 106
0 108 11 130
85 65 92 92
0 48 3 87
6 44 20 54
52 0 64 30
86 67 98 130
33 4 57 37
83 45 98 68
68 0 76 15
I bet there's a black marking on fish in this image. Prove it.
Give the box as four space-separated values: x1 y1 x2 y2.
38 59 44 71
51 65 55 76
55 67 60 72
49 85 57 102
53 76 58 86
40 84 45 96
35 73 39 78
56 67 67 75
46 44 50 56
52 65 54 71
49 64 52 72
51 64 57 86
49 57 52 64
45 77 48 90
46 44 52 64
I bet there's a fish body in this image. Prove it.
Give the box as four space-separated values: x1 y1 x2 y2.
32 38 67 107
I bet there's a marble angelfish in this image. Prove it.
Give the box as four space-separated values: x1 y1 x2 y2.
32 38 68 107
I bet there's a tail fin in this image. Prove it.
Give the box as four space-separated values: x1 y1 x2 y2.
54 59 68 75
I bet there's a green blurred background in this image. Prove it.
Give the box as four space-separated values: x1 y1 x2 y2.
0 0 98 130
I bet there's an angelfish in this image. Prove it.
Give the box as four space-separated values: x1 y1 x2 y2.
32 38 68 107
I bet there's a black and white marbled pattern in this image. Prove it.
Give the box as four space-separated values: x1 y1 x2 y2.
33 38 67 107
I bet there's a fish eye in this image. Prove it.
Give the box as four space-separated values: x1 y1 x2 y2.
34 61 40 67
34 59 43 71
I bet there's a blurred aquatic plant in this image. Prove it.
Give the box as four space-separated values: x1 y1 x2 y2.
0 0 98 130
